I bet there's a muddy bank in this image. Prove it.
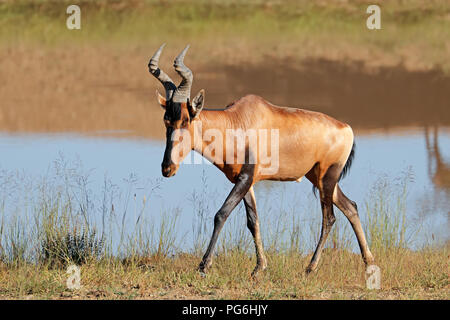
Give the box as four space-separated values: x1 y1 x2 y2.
0 49 449 139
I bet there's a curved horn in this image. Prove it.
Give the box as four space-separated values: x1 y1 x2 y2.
172 45 193 103
148 43 177 100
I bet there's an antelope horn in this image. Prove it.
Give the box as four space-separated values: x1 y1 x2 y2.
148 43 177 100
172 45 193 103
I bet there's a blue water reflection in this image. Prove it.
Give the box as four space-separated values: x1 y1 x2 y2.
0 131 448 253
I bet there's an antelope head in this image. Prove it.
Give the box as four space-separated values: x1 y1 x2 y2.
148 44 205 177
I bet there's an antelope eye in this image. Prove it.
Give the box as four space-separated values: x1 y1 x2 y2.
181 118 188 127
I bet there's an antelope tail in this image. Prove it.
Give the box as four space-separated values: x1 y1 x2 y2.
339 142 355 182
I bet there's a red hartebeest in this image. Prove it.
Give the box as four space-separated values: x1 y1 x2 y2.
148 44 374 277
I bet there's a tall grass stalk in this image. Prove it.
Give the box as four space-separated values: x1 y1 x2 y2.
0 156 431 275
364 174 410 252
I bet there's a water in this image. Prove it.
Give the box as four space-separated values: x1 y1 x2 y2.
0 130 448 253
1 59 449 254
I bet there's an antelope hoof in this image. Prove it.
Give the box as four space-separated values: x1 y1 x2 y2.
251 270 259 279
305 265 317 275
251 266 266 279
251 260 267 279
198 260 211 275
197 266 207 278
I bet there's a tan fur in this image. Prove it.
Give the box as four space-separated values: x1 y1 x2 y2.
189 94 354 183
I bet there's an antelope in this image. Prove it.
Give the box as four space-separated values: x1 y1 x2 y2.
148 44 375 277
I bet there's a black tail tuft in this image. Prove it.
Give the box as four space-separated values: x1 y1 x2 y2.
311 142 355 197
312 184 318 197
339 142 355 182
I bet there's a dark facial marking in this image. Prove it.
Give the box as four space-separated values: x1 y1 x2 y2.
162 101 191 174
162 126 175 167
164 100 182 122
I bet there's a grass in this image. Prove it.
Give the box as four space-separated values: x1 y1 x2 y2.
0 156 448 299
0 0 449 71
0 247 447 299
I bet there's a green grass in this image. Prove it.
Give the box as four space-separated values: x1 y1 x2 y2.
0 0 449 71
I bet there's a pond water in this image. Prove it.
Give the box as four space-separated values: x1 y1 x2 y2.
0 129 448 253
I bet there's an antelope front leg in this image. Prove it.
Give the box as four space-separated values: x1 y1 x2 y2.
198 165 254 274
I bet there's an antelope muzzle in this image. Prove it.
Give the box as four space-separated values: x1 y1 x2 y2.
161 162 178 178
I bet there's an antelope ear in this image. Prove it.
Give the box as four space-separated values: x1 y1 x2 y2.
190 89 205 119
156 90 166 109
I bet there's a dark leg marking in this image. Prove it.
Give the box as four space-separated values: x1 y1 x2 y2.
306 164 340 274
198 164 255 273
